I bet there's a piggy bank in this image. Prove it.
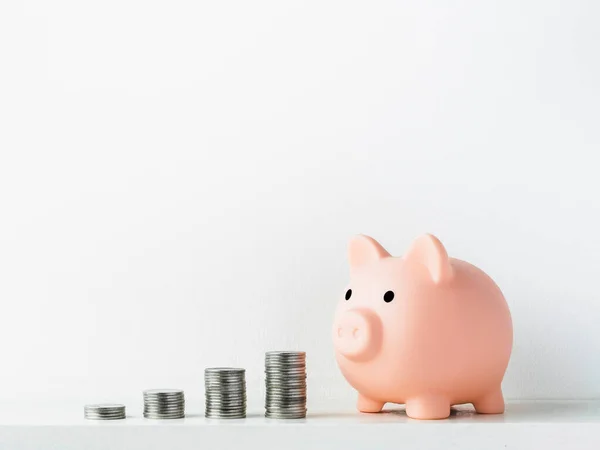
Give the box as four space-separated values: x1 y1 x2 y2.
332 234 512 419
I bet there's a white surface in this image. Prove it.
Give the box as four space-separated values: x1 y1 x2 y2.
0 401 599 450
1 0 600 403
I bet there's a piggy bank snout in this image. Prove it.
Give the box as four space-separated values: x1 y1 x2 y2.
333 309 381 361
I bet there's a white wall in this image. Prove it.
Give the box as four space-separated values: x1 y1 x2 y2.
0 0 599 405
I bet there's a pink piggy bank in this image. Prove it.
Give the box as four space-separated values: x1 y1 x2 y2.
332 234 512 419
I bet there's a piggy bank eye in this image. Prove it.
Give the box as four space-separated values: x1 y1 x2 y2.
345 289 352 300
383 291 395 303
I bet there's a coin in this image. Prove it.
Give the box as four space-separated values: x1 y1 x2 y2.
84 404 126 420
264 351 307 419
205 367 246 419
143 389 185 419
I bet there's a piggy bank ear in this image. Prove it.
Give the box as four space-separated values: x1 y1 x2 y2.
348 235 390 269
404 234 453 284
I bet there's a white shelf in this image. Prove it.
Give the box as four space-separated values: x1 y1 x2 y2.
1 401 599 450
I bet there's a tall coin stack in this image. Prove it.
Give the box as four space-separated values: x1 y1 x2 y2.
143 389 185 419
84 404 126 420
265 351 307 419
204 368 247 419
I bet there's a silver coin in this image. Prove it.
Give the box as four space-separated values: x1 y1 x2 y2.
85 414 125 418
265 400 306 405
85 410 126 415
205 398 247 406
266 361 306 366
84 412 126 417
266 414 306 419
205 404 246 409
206 403 247 409
266 393 307 399
265 370 306 375
264 351 307 418
205 410 246 414
266 402 306 409
266 351 306 357
265 383 306 389
205 378 246 383
143 394 185 397
144 399 184 404
205 386 245 391
266 397 306 403
144 389 184 394
205 405 247 411
205 409 245 414
265 388 307 394
265 365 306 370
265 394 306 400
144 406 185 409
144 407 185 412
144 411 185 415
144 404 185 408
143 396 185 400
84 414 126 418
266 384 307 389
204 374 246 378
205 378 245 383
205 408 246 413
144 416 185 420
266 383 306 388
204 366 247 419
266 379 307 385
85 403 125 409
265 357 306 362
205 368 245 375
84 404 126 420
143 388 185 419
206 395 244 399
205 414 246 419
206 394 246 398
265 409 307 414
206 401 247 407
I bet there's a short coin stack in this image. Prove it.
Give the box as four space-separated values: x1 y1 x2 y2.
265 351 307 419
143 389 185 419
204 368 247 419
84 404 126 420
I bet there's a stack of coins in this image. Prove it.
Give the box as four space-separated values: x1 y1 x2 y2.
143 389 185 419
204 368 247 419
265 351 307 419
84 404 126 420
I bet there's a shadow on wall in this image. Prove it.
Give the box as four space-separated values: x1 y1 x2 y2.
504 280 600 400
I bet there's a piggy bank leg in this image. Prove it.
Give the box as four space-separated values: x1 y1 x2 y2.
405 396 450 420
473 388 505 414
357 394 385 413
